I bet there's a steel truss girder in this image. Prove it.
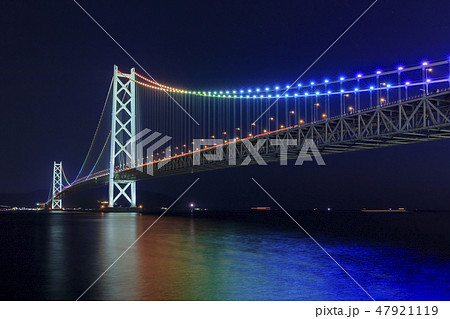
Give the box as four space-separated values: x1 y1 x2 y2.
143 90 450 175
56 90 450 196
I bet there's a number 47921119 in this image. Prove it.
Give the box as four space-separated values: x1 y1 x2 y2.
376 306 438 316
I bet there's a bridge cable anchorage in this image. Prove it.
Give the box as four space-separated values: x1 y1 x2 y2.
73 76 113 183
251 178 376 301
72 0 199 125
252 0 379 125
76 178 200 301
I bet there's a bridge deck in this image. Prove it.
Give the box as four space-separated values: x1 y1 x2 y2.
59 89 450 197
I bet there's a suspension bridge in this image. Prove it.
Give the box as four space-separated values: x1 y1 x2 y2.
48 58 450 210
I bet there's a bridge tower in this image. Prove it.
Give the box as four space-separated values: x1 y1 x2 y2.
108 66 137 208
51 161 63 210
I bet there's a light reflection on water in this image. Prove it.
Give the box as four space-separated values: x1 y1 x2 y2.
0 212 448 300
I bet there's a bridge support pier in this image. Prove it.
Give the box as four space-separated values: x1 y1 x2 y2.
51 161 63 210
108 66 137 208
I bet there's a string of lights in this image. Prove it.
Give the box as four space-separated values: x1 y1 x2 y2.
65 56 450 188
129 59 450 99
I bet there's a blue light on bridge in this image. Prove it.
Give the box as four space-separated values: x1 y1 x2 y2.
156 58 448 101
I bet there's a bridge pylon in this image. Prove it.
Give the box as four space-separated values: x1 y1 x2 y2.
51 161 63 210
108 66 137 208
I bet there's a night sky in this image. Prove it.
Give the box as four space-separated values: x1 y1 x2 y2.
1 0 450 210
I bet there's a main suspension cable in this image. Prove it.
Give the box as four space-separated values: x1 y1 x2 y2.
85 131 111 180
73 76 113 182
